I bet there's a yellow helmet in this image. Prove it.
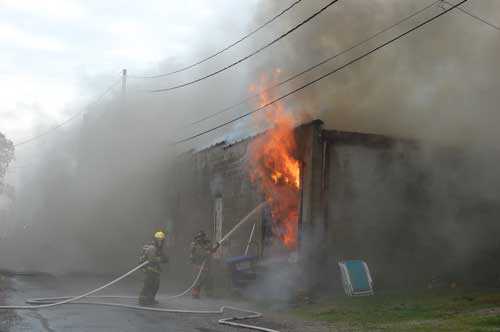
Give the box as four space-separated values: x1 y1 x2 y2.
154 230 166 240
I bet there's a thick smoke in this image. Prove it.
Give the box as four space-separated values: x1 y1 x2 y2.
1 92 177 273
248 0 500 289
0 2 261 274
251 0 500 148
2 0 500 292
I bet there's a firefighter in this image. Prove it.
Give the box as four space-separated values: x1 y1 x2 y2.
190 231 219 299
138 230 168 306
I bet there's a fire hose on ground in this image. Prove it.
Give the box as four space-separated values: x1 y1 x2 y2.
0 203 278 332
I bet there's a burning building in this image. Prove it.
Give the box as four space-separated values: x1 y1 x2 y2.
167 113 500 293
166 73 500 292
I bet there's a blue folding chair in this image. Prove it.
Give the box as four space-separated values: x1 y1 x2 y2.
338 260 374 296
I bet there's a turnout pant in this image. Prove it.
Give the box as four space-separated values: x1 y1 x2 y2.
192 264 211 298
139 271 160 305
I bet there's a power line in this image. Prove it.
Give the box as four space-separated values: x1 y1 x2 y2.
129 0 304 79
175 0 469 145
459 8 500 31
13 79 120 148
443 0 500 31
187 0 440 127
148 0 341 93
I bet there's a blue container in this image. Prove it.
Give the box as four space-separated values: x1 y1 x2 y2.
225 255 258 289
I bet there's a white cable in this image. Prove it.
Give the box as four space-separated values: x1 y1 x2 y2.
161 260 206 299
0 262 148 309
22 264 279 332
219 306 279 332
26 260 207 305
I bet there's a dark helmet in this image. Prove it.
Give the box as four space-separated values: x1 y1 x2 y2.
194 230 207 241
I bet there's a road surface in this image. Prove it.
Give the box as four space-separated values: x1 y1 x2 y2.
2 274 291 332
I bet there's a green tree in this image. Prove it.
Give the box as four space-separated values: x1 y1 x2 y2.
0 132 14 181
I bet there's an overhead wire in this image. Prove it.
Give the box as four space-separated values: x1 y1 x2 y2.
128 0 304 79
13 79 121 148
441 0 500 31
186 0 441 127
6 1 306 154
458 7 500 31
4 0 339 170
147 0 341 93
174 0 469 145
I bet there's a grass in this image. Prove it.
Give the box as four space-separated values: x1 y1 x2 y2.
290 288 500 331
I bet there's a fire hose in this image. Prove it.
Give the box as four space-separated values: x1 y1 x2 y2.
0 203 276 331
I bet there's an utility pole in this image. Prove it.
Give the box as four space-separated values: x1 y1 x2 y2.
121 68 127 98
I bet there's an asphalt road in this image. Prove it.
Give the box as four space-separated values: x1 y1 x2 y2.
3 275 286 332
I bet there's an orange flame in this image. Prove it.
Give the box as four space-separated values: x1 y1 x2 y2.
248 73 300 250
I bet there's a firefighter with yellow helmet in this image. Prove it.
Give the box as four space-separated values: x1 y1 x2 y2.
138 230 168 306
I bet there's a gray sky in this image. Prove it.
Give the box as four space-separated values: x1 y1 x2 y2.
0 0 258 143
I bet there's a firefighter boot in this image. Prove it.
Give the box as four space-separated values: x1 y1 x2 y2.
192 287 201 299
